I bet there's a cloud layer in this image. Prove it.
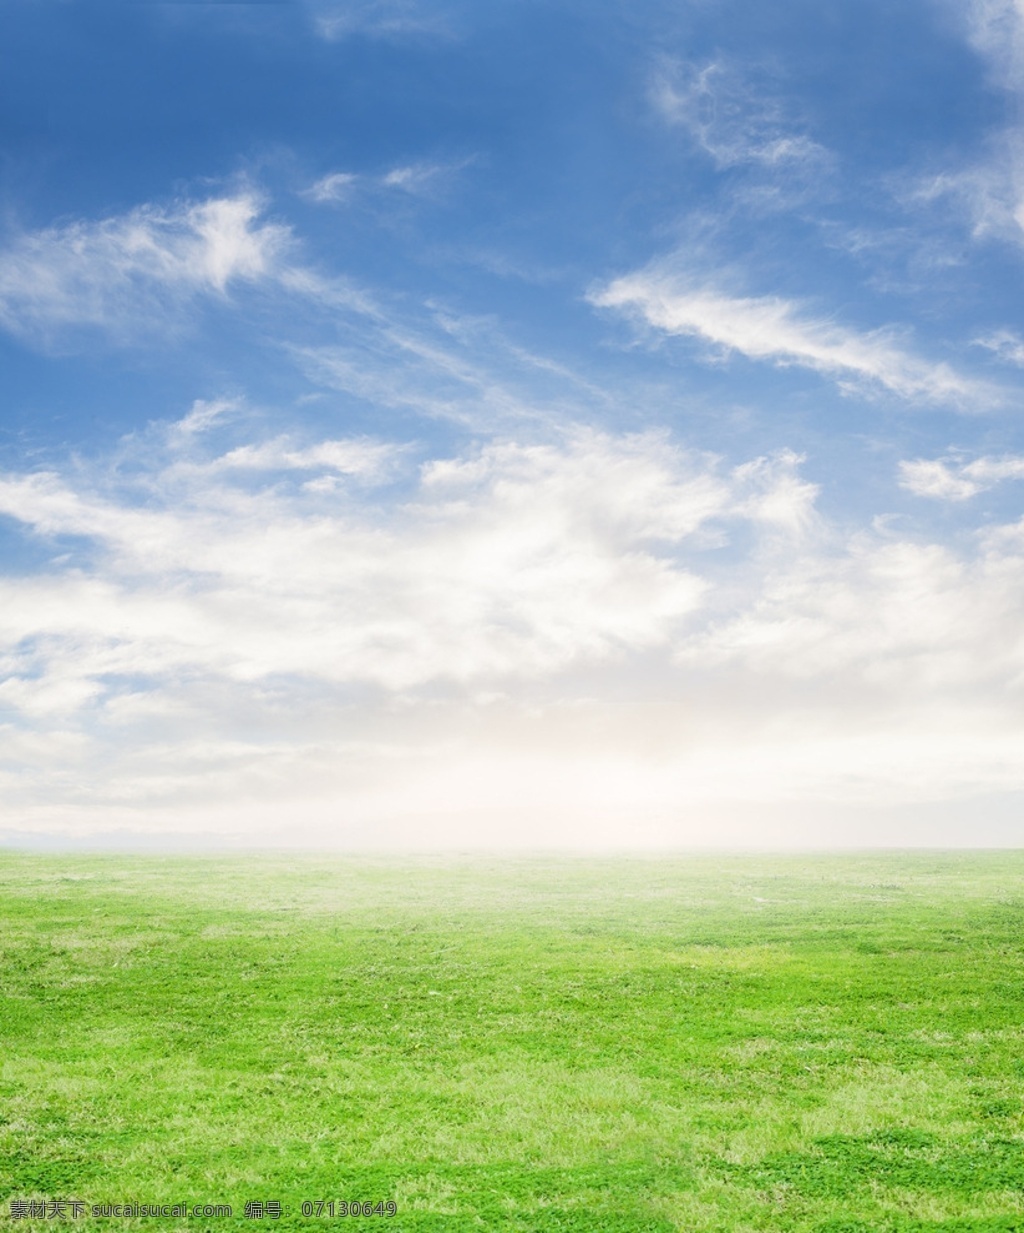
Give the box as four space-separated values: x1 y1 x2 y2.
0 425 756 699
2 410 1024 843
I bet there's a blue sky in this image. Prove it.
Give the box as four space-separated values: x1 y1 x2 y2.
2 0 1024 847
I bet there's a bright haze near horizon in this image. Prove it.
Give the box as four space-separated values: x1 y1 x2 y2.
2 0 1024 850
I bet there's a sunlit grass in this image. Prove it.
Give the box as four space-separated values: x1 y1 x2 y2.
2 851 1023 1230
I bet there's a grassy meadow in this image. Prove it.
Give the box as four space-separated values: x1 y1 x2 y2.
2 851 1024 1231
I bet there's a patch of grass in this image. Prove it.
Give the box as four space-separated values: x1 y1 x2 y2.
1 851 1024 1230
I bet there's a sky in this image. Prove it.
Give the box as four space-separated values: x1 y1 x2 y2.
2 0 1024 849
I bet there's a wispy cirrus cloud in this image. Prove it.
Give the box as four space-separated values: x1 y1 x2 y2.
304 172 360 204
0 190 568 443
591 266 987 407
911 156 1024 248
0 191 505 428
291 300 615 431
0 194 289 346
964 0 1024 88
907 2 1024 249
200 436 402 481
152 402 406 487
650 58 831 175
307 0 455 42
974 328 1024 364
304 158 471 205
899 452 1024 499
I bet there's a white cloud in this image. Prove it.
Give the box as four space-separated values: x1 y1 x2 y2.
171 397 240 437
380 160 464 194
897 459 981 501
0 427 754 699
292 322 571 430
307 0 452 42
912 156 1024 247
204 436 404 480
974 328 1024 364
965 0 1024 89
909 3 1024 248
650 58 831 176
4 416 1024 844
591 267 985 406
899 453 1024 499
0 188 564 440
730 450 820 532
0 194 289 345
305 172 359 204
676 536 1003 686
305 159 469 205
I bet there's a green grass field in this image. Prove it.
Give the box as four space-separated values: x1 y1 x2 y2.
2 851 1024 1232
